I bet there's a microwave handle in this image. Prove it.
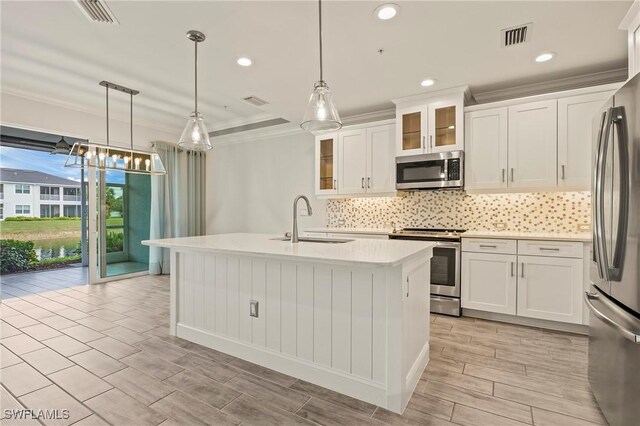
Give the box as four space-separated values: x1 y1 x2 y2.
443 159 449 179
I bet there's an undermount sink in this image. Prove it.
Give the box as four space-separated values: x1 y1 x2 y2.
271 237 353 244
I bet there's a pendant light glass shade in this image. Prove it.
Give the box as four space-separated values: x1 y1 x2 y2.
300 0 342 134
301 81 342 133
178 111 211 151
179 30 212 151
65 142 167 175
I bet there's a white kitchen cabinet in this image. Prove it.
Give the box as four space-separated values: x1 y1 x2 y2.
396 105 426 157
558 92 611 189
620 0 640 79
461 252 517 315
428 98 464 153
315 122 395 197
315 133 338 195
338 129 367 195
366 124 396 194
464 107 508 190
507 100 558 189
517 255 583 324
394 88 468 157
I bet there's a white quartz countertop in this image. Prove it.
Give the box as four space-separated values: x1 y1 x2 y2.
461 230 591 242
305 227 394 235
142 233 435 267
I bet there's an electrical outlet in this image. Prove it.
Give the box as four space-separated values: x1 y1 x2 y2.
249 300 259 318
577 223 591 232
493 222 507 230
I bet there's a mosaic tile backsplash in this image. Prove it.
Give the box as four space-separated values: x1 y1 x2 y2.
326 191 591 233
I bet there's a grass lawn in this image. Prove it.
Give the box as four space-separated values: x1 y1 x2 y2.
0 217 124 238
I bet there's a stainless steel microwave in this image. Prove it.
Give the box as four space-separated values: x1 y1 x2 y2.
396 151 464 190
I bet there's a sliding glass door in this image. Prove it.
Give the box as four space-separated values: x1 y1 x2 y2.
89 168 151 283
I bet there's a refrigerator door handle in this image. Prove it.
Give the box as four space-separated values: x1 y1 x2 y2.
585 292 640 344
608 107 630 282
592 111 607 270
595 108 613 281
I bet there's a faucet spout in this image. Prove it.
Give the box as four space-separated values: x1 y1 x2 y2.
292 195 313 243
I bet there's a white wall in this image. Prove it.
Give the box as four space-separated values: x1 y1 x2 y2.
206 129 326 235
1 91 178 147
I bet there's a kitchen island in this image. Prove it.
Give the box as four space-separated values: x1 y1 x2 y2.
143 233 434 414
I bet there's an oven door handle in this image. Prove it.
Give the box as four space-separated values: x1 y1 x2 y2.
434 242 460 249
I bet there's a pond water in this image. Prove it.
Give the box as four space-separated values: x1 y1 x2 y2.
33 237 81 260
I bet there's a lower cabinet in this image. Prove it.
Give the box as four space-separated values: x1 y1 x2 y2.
461 238 585 325
517 255 583 324
461 252 517 315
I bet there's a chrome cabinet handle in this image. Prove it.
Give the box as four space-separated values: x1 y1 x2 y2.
585 292 640 344
479 244 497 248
422 136 425 149
333 179 336 190
510 168 514 182
367 177 371 188
539 247 560 251
510 262 514 277
361 177 365 189
406 277 410 297
520 263 524 278
561 165 565 180
430 135 433 148
501 169 505 183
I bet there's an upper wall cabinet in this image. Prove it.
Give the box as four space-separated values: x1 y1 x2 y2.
464 84 617 193
620 0 640 79
508 100 558 189
315 122 395 197
465 107 508 190
393 87 468 157
558 92 611 189
314 133 338 195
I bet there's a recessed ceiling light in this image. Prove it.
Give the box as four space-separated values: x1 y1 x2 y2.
237 57 253 67
374 4 399 20
535 52 554 63
420 79 436 87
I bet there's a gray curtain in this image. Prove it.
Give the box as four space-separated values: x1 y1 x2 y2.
149 141 207 274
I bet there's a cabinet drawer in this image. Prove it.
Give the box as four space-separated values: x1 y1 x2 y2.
517 240 583 258
462 238 516 254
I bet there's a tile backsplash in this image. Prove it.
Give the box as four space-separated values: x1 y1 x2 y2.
326 190 591 233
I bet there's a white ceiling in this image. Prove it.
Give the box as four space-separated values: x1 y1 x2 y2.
0 1 631 136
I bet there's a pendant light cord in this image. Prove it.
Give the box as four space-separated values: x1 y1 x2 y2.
105 85 110 148
130 92 134 150
318 0 323 82
194 39 198 113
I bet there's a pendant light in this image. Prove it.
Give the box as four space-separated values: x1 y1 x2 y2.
50 136 71 155
65 81 167 175
178 30 212 151
300 0 342 134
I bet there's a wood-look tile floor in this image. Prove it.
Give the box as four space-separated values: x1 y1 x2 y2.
0 275 606 425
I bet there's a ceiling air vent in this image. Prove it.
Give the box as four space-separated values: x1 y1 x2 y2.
243 96 269 107
501 23 532 47
74 0 119 24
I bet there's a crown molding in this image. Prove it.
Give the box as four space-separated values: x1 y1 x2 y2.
392 85 472 106
471 68 627 104
341 108 395 126
211 122 307 147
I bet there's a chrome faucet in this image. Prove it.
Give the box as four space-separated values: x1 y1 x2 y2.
291 195 313 243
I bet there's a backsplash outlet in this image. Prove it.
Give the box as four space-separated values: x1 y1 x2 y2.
326 190 591 233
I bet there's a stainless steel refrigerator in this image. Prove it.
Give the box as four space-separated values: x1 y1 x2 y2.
587 73 640 426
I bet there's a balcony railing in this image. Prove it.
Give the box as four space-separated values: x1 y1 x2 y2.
40 194 60 201
63 195 81 202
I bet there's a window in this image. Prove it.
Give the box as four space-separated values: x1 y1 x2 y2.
15 184 31 194
0 204 3 220
63 205 81 218
15 205 31 214
40 205 60 218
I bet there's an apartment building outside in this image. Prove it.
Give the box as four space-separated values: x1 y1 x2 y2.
0 168 82 220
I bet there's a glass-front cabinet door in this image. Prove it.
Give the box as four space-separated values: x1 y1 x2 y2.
315 133 338 195
428 98 464 153
396 106 426 157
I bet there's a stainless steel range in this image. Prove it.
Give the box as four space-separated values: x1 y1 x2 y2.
389 228 464 316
